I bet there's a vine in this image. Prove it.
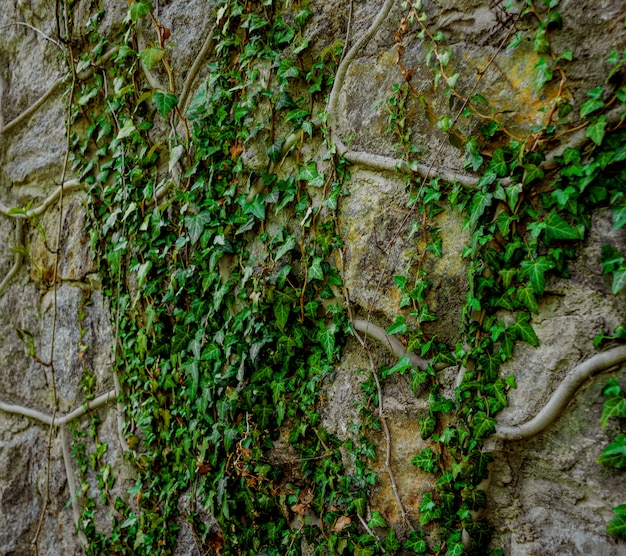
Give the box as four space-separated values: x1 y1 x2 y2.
1 0 625 554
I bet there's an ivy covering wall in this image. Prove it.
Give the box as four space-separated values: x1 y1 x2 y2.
0 0 626 555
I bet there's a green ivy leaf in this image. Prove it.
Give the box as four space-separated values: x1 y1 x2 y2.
516 282 539 313
387 316 408 335
129 0 152 22
284 108 310 122
534 57 553 90
587 115 607 146
367 511 388 528
612 268 626 294
508 312 540 346
543 211 583 242
613 203 626 230
533 27 550 54
253 404 274 431
601 397 626 428
185 212 212 245
464 191 493 231
445 540 465 556
385 528 401 552
499 268 517 289
471 411 497 438
318 321 336 360
520 256 555 295
412 447 439 472
384 355 413 377
275 235 296 260
522 163 544 185
597 435 626 468
419 492 442 525
244 196 266 220
607 505 626 538
420 415 437 440
308 257 324 280
297 161 324 187
152 91 178 116
580 98 604 118
404 531 428 553
267 139 285 163
139 47 165 70
274 301 290 331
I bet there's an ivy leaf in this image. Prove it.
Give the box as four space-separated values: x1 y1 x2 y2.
129 0 152 22
520 256 555 295
504 182 523 212
152 90 178 116
601 397 626 428
253 404 274 431
404 531 428 553
275 235 296 260
597 435 626 468
412 447 439 472
267 139 285 163
445 540 465 556
580 97 604 118
516 282 539 313
534 56 553 90
419 415 437 440
543 211 583 242
522 163 544 185
274 300 290 331
117 119 136 139
471 411 497 438
384 355 413 376
318 321 336 360
367 511 388 528
419 492 442 525
284 108 310 122
244 196 266 220
587 115 607 146
508 311 539 346
385 528 401 552
499 268 517 289
387 316 408 335
463 191 493 231
613 203 626 230
139 47 165 70
297 161 324 187
607 512 626 538
185 212 212 245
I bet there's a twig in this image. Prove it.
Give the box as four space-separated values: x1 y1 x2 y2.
0 219 25 298
0 22 66 52
495 345 626 441
352 325 415 531
59 424 88 546
357 514 385 550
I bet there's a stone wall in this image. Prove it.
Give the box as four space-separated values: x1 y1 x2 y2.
1 1 625 555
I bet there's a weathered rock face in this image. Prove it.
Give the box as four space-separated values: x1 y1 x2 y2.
1 0 625 555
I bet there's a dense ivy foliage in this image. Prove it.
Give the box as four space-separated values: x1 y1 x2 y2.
65 0 626 554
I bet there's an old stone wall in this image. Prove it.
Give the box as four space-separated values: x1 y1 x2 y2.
0 1 625 555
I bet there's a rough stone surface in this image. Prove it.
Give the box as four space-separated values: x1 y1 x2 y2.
0 0 625 554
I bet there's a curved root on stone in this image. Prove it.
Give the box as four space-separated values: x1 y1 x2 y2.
495 344 626 441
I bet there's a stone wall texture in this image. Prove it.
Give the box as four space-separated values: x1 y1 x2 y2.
1 0 625 555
